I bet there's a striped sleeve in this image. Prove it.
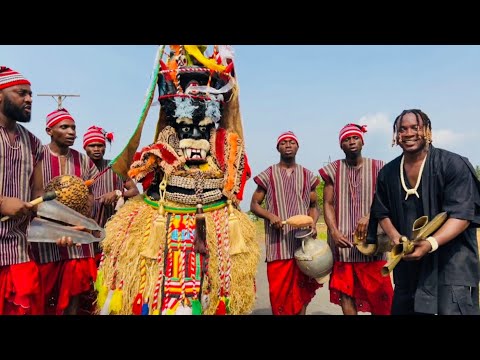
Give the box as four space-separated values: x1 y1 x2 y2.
308 170 320 190
253 167 271 191
319 161 338 185
27 130 43 166
87 157 100 180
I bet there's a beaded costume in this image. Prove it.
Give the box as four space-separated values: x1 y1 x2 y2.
96 45 260 315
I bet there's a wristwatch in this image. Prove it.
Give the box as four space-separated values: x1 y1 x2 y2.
115 189 123 199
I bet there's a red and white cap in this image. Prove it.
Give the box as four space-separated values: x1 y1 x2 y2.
0 66 31 90
83 125 114 148
339 123 367 145
46 108 75 128
277 131 299 147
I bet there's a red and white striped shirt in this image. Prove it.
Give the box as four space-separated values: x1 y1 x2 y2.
254 164 319 262
0 124 43 266
90 159 123 228
30 145 99 263
319 158 386 262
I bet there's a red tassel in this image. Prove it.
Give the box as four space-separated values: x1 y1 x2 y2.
160 60 173 81
215 299 226 315
132 293 143 315
224 62 234 74
106 132 114 142
141 171 155 192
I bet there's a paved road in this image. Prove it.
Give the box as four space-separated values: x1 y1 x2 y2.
251 242 346 315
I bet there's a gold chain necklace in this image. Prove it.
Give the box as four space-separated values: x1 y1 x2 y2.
400 153 427 200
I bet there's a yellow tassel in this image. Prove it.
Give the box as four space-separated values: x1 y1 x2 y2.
109 288 123 314
227 200 248 255
94 269 104 292
141 203 167 259
94 269 108 309
96 285 108 309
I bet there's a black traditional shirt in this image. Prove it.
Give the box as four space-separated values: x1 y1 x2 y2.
367 146 480 314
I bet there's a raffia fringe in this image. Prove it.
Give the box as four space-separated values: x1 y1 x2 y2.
97 196 259 315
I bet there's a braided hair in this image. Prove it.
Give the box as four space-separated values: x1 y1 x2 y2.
391 109 432 147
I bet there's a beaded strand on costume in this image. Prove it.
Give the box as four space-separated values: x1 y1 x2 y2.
212 209 224 298
133 210 154 315
150 246 165 315
222 206 232 302
187 213 201 313
212 207 232 314
177 215 188 311
162 216 177 314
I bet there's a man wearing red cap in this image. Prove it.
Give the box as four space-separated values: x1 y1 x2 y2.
0 66 44 315
30 108 100 315
319 123 393 315
83 125 138 263
251 131 321 315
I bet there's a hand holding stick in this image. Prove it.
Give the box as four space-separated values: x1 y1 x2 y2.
1 191 57 222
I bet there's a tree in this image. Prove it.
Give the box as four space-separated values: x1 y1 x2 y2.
316 177 325 215
476 165 480 180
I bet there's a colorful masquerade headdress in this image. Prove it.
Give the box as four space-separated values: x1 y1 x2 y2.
110 45 245 178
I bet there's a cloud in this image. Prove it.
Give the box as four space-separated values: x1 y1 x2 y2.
358 112 392 135
433 129 470 148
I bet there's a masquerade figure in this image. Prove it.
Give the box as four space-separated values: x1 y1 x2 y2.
367 109 480 315
96 45 259 315
0 66 44 315
319 123 393 315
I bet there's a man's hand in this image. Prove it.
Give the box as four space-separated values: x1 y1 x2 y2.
331 229 353 248
97 191 118 206
55 225 90 248
402 239 431 261
268 214 284 230
0 197 34 218
354 215 370 243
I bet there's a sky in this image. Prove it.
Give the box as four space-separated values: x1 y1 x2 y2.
1 45 480 211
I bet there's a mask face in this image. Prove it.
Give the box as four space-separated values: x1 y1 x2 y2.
175 117 214 165
161 95 220 165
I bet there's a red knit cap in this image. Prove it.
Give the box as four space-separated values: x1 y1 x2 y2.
277 131 299 147
46 108 75 128
83 125 114 149
339 123 367 145
0 66 31 90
